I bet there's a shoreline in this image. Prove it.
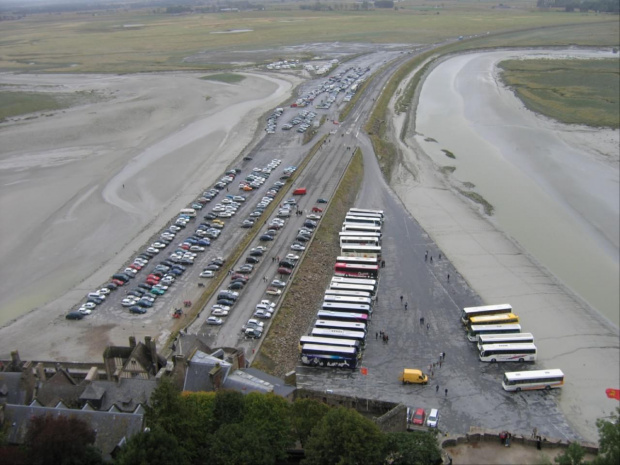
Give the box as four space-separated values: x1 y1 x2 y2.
387 50 619 443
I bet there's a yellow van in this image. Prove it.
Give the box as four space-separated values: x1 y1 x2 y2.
399 369 428 385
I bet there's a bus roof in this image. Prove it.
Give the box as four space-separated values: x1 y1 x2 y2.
469 313 519 324
301 344 357 355
324 289 373 298
468 323 521 332
503 369 564 380
479 343 537 351
463 303 513 314
300 336 360 347
311 328 366 339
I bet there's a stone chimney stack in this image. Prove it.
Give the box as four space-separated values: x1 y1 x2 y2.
129 336 136 348
10 351 21 370
210 364 223 390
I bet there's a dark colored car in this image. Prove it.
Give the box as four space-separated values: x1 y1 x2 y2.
105 282 118 290
278 260 295 269
138 283 152 290
246 256 260 264
260 234 274 242
303 221 317 229
129 306 147 314
249 249 264 257
112 273 130 283
217 298 235 307
228 282 245 290
317 198 328 203
66 311 84 320
295 234 310 242
204 212 218 220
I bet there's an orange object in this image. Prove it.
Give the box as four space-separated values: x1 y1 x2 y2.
606 388 620 400
360 367 368 375
293 188 307 195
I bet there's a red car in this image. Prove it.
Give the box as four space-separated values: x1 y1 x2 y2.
277 267 292 275
311 206 323 213
412 408 426 426
111 279 125 286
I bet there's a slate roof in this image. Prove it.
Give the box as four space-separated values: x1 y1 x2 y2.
0 372 26 405
81 378 157 412
183 350 231 392
241 367 296 398
3 404 144 460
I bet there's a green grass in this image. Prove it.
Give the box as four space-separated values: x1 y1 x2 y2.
200 73 246 83
0 90 98 121
0 7 616 74
498 58 620 128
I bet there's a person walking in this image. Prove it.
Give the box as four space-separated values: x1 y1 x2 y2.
420 317 424 325
447 273 450 282
445 388 448 397
404 302 408 311
425 251 428 262
430 256 433 263
376 332 378 340
427 323 430 331
436 385 439 393
400 295 403 303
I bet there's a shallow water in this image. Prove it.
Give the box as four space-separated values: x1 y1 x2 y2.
415 49 619 326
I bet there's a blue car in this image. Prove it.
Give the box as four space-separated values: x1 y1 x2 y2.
197 239 211 246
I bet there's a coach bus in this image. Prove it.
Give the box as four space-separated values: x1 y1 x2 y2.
334 262 380 279
344 215 382 227
339 231 382 241
502 369 564 392
315 319 367 334
477 332 534 352
324 289 373 299
339 236 381 248
340 245 382 259
461 303 513 325
335 255 379 267
299 336 362 352
479 343 537 363
348 207 384 218
321 302 372 316
467 323 521 342
468 313 519 329
329 282 376 296
323 294 373 307
300 344 359 369
317 310 369 324
342 223 383 234
311 327 367 346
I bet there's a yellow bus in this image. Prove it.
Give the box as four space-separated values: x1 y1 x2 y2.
467 313 519 330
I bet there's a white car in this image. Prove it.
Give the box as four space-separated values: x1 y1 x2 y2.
290 243 306 251
207 316 223 325
426 409 439 428
259 299 275 308
211 308 229 317
98 287 111 295
254 309 272 319
82 302 97 309
190 246 205 252
122 298 138 307
200 270 215 278
78 307 92 315
212 304 230 312
285 254 300 262
146 247 160 254
123 268 138 276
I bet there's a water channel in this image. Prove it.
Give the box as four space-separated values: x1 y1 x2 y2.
414 49 619 326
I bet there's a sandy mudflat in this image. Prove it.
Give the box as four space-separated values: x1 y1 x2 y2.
389 51 619 443
0 71 301 359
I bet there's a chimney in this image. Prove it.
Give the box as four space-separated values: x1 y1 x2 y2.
84 366 99 383
10 350 21 370
145 336 158 374
129 336 136 348
35 363 46 382
209 364 223 390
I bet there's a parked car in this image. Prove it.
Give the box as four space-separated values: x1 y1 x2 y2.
200 270 215 278
277 267 292 275
66 311 84 320
207 316 223 325
211 308 229 317
266 287 282 296
129 306 147 314
426 409 439 428
412 408 426 426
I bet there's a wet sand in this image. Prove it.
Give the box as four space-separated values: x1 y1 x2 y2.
0 71 300 358
389 49 619 443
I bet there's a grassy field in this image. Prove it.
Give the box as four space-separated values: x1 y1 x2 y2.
0 6 616 74
498 58 620 128
200 73 246 83
0 90 98 122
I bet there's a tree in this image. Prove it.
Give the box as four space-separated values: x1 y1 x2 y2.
210 422 281 465
384 431 442 465
302 407 386 465
291 398 330 447
593 407 620 465
555 442 586 465
25 414 103 465
212 389 245 428
114 426 189 465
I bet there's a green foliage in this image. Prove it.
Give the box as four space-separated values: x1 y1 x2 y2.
213 389 245 428
291 398 330 447
24 414 103 465
0 91 90 121
384 431 442 465
113 426 189 465
243 392 295 457
499 58 620 129
302 407 386 465
555 442 586 465
593 407 620 465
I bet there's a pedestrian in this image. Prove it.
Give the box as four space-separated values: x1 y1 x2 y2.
420 317 424 325
376 331 378 340
400 295 403 303
122 183 125 188
385 334 389 343
427 323 430 331
431 369 434 378
380 330 384 338
436 384 439 393
447 273 450 282
263 276 267 282
532 427 538 438
430 256 433 263
376 295 379 303
439 253 442 260
442 352 446 361
445 388 448 397
404 302 408 311
425 251 428 262
439 359 442 368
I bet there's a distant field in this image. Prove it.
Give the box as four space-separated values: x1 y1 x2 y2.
200 73 246 83
0 90 94 121
499 58 620 128
0 6 616 73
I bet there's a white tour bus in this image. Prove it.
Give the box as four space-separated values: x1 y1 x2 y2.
502 369 564 391
323 294 373 306
331 276 377 287
299 336 362 351
324 289 373 299
461 303 513 325
310 327 367 346
339 236 381 248
467 323 521 342
329 282 376 296
335 255 379 266
341 223 383 234
314 319 367 334
179 208 197 218
344 215 382 227
477 333 534 352
321 302 372 316
479 343 537 363
340 245 382 259
348 208 384 219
